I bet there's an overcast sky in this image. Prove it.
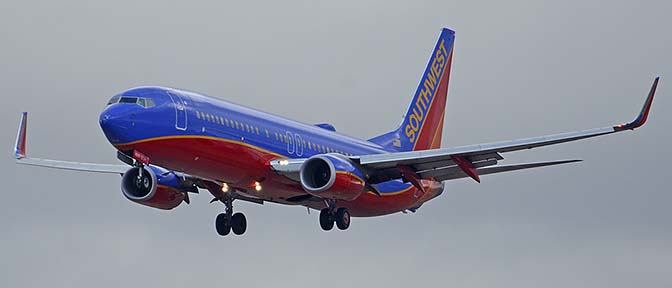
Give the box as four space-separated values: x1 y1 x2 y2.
1 1 671 287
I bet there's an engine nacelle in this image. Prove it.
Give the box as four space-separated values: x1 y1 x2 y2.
121 165 186 210
299 154 366 201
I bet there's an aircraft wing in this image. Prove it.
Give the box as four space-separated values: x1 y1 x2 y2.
272 77 659 184
13 112 129 174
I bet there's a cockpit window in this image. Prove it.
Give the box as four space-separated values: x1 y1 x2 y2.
145 98 155 108
107 96 120 105
107 96 156 108
119 97 138 104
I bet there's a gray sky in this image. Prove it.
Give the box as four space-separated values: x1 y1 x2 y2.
1 1 671 287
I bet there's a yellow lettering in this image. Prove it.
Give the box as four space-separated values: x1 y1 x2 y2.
409 113 420 131
420 88 432 104
432 60 441 76
423 78 435 95
404 39 451 145
405 125 416 143
440 41 448 56
412 102 425 121
436 53 445 67
418 89 429 110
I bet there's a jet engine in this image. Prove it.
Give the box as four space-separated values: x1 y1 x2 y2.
299 154 366 201
121 165 186 210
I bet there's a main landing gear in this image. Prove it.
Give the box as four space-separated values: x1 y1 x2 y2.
319 200 350 231
215 195 247 236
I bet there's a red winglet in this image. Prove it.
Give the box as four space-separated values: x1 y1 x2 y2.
617 77 659 131
451 155 480 183
14 112 27 159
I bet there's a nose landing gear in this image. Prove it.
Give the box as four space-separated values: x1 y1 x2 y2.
214 195 247 236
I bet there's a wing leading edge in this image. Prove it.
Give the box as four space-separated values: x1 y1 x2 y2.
13 112 129 174
272 77 659 184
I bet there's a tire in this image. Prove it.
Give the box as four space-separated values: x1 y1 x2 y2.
134 174 152 193
335 208 350 230
215 213 231 236
319 208 334 231
231 213 247 235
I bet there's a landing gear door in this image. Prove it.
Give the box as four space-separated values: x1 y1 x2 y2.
167 91 188 131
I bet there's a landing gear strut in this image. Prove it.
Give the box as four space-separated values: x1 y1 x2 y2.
319 200 350 231
215 195 247 236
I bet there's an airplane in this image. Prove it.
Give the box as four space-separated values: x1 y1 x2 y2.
14 28 659 236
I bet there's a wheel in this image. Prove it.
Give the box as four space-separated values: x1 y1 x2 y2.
319 208 334 231
215 213 231 236
335 208 350 230
134 173 152 192
231 213 247 235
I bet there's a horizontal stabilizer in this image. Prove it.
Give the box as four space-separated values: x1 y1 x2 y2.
435 159 581 182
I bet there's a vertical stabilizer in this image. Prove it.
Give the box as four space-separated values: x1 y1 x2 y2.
369 28 455 151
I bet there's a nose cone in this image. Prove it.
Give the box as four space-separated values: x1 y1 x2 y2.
100 104 137 144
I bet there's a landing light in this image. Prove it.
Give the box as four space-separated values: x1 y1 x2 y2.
221 183 229 193
254 182 262 192
279 159 289 166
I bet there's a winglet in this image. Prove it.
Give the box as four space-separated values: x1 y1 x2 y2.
14 112 27 159
616 77 659 131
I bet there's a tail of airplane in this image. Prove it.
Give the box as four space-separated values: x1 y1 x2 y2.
369 28 455 152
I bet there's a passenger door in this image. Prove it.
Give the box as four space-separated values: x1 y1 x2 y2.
167 91 188 130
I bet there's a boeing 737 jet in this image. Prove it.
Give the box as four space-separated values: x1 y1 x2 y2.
14 28 659 236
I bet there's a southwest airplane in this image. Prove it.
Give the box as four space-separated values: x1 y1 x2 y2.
14 28 659 236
